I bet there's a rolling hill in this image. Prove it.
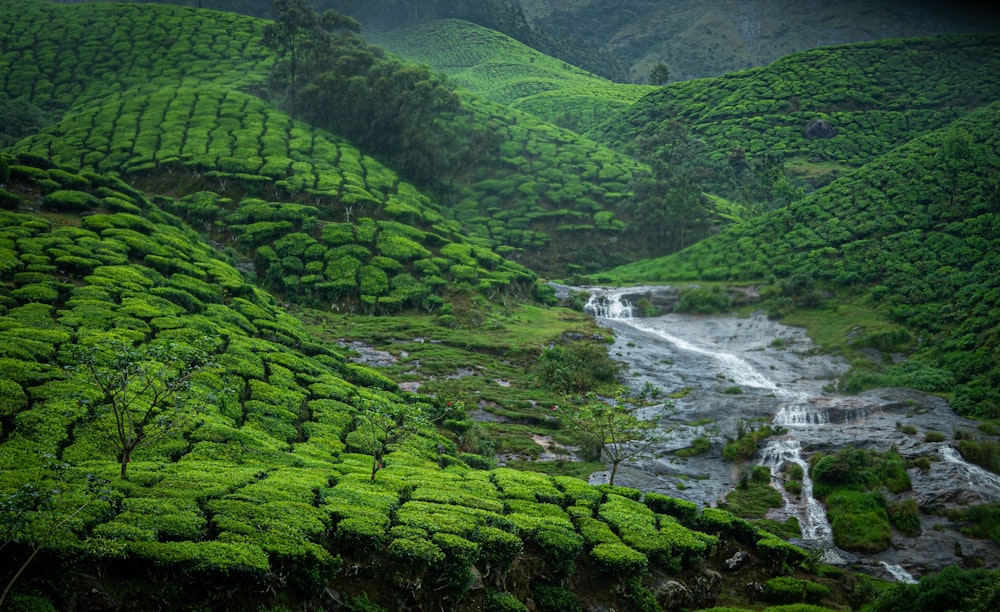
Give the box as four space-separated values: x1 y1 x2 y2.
3 0 1000 609
366 19 657 134
592 100 1000 417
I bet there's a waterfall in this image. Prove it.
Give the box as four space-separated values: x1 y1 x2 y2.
939 445 1000 501
584 291 635 319
583 285 833 543
760 437 833 541
775 403 830 426
881 561 918 584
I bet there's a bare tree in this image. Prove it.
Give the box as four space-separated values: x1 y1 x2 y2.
353 398 428 482
70 338 215 479
558 386 672 486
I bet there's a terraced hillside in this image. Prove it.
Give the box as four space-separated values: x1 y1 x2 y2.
2 0 650 279
594 101 1000 418
0 112 829 612
589 35 1000 190
367 19 657 133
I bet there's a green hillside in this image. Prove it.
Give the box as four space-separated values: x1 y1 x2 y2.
0 84 821 612
3 0 1000 609
366 19 657 133
593 101 1000 417
520 0 1000 83
589 34 1000 191
2 0 651 279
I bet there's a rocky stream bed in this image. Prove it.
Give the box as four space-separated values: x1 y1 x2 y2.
565 284 1000 583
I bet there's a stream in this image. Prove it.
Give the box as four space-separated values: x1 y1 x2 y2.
562 285 1000 581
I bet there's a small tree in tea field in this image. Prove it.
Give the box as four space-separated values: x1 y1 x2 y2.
69 338 216 479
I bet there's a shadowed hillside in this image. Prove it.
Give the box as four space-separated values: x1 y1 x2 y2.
366 19 657 134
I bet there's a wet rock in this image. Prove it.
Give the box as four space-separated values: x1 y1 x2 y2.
804 118 837 138
570 288 1000 575
652 578 690 610
725 550 751 570
692 569 722 607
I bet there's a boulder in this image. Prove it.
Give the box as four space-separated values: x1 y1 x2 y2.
803 118 837 138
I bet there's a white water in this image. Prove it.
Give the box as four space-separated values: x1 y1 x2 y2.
939 445 1000 501
584 287 834 544
881 561 918 584
759 438 832 541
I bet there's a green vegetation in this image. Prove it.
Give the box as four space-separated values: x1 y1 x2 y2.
367 19 656 133
809 447 913 552
556 388 671 486
594 100 1000 418
0 152 813 610
3 0 1000 608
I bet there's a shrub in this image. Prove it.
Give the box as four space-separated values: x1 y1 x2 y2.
756 535 809 574
388 536 445 571
827 490 891 552
590 542 648 576
762 576 831 604
531 583 582 612
575 515 618 547
675 286 733 313
643 492 699 525
127 540 269 574
532 525 584 577
432 532 480 590
335 514 389 556
536 340 623 394
474 526 523 571
41 189 99 212
0 188 21 210
887 498 922 537
483 590 528 612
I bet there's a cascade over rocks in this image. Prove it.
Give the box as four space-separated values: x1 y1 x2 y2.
573 285 1000 580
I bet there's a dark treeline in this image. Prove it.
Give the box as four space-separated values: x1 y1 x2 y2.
261 0 501 194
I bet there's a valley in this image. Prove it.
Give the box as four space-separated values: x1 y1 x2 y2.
2 1 999 610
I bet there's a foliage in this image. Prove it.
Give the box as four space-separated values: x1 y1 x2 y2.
557 388 670 486
761 576 831 604
871 565 996 612
723 422 785 462
350 399 430 482
536 339 623 394
594 99 1000 417
68 338 217 479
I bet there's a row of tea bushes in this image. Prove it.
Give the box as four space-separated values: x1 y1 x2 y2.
593 34 1000 169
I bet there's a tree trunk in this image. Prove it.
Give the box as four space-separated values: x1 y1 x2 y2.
120 449 131 479
609 460 620 486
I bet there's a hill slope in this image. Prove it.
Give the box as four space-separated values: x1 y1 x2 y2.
0 88 823 612
366 19 657 133
595 101 1000 417
589 34 1000 190
520 0 1000 83
2 0 653 279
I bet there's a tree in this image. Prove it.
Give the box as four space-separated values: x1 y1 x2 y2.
69 338 216 479
649 62 670 85
558 387 672 486
629 123 713 254
262 0 329 118
353 398 428 481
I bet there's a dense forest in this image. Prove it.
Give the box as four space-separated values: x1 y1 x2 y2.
2 1 1000 610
